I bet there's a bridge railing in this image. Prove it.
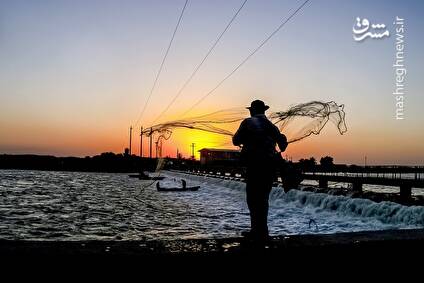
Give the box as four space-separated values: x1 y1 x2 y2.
304 171 423 181
182 164 424 181
176 164 424 201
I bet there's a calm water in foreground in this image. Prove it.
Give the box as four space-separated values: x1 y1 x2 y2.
1 170 423 241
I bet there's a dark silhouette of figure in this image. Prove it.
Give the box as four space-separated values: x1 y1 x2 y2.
233 100 288 241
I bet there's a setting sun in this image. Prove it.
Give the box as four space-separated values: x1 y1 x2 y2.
161 128 236 159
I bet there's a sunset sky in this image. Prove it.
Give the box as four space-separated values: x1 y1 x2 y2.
1 0 423 165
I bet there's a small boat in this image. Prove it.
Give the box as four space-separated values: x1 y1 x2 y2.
128 172 164 180
156 179 200 192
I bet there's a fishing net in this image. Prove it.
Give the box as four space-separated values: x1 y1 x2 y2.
143 101 347 157
269 101 347 143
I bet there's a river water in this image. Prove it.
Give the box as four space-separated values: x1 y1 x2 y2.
1 169 423 241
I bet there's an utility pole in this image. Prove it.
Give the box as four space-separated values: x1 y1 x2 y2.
149 129 153 159
129 126 133 155
139 127 143 157
176 148 179 159
190 143 195 160
365 155 367 167
155 141 159 158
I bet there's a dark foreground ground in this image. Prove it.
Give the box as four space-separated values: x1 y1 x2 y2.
2 230 424 277
2 229 424 259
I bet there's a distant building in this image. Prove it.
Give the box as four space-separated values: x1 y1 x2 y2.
198 148 241 165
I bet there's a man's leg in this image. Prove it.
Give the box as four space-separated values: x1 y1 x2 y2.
256 181 273 238
246 178 260 235
246 167 273 239
254 167 274 238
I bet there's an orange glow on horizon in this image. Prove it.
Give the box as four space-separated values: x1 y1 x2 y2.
158 128 235 159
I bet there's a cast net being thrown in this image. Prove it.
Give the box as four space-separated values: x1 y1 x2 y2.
143 101 347 157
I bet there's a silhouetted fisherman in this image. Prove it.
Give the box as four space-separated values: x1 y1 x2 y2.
233 100 288 242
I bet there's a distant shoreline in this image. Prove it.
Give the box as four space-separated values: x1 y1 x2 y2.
0 153 200 174
0 153 156 173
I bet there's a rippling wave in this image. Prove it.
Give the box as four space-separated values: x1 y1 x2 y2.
0 170 421 241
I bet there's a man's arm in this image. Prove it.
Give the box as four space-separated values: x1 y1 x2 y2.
276 133 288 152
232 120 247 146
272 123 288 152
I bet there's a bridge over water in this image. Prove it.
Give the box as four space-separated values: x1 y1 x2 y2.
180 165 424 200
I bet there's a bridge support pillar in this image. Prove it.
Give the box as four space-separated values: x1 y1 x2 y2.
400 185 412 201
319 179 328 188
352 182 363 193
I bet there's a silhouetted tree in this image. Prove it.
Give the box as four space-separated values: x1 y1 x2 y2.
100 152 117 158
320 156 334 168
298 157 316 170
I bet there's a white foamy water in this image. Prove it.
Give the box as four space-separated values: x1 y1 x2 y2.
0 169 423 241
302 176 424 196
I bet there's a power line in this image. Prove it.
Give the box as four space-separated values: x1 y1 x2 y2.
134 0 189 128
181 0 311 117
151 0 248 124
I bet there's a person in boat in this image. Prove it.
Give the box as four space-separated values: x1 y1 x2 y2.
232 99 288 242
139 171 149 179
156 179 199 191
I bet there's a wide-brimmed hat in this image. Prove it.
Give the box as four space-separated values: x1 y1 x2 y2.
246 99 270 111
